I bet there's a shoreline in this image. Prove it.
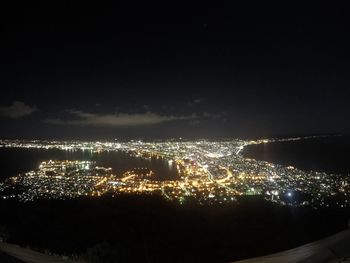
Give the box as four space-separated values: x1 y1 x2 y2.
240 134 343 175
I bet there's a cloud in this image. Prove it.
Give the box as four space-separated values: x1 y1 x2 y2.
203 112 223 119
0 101 37 118
45 110 197 127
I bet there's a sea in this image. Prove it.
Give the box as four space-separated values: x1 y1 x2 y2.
0 148 179 181
243 135 350 176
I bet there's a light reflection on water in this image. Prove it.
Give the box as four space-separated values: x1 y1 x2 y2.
0 148 179 181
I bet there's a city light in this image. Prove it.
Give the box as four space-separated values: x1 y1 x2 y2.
0 136 348 208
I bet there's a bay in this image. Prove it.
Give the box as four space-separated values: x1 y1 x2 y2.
0 148 179 181
243 136 350 175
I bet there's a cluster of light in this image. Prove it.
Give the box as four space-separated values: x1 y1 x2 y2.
0 136 348 208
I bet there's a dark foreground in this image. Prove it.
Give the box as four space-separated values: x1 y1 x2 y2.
236 228 350 262
0 251 24 263
0 195 349 263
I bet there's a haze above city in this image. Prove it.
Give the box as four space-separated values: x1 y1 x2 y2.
1 2 349 140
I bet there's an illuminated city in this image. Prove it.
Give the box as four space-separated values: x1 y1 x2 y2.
0 136 348 208
1 3 350 262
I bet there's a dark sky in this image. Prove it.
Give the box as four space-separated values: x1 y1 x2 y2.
0 2 349 139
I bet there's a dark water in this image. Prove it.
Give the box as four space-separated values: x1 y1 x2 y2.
0 148 179 180
243 136 350 175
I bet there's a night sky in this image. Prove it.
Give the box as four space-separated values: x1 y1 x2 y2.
1 3 349 139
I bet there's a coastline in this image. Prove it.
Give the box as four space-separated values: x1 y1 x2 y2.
240 134 346 175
